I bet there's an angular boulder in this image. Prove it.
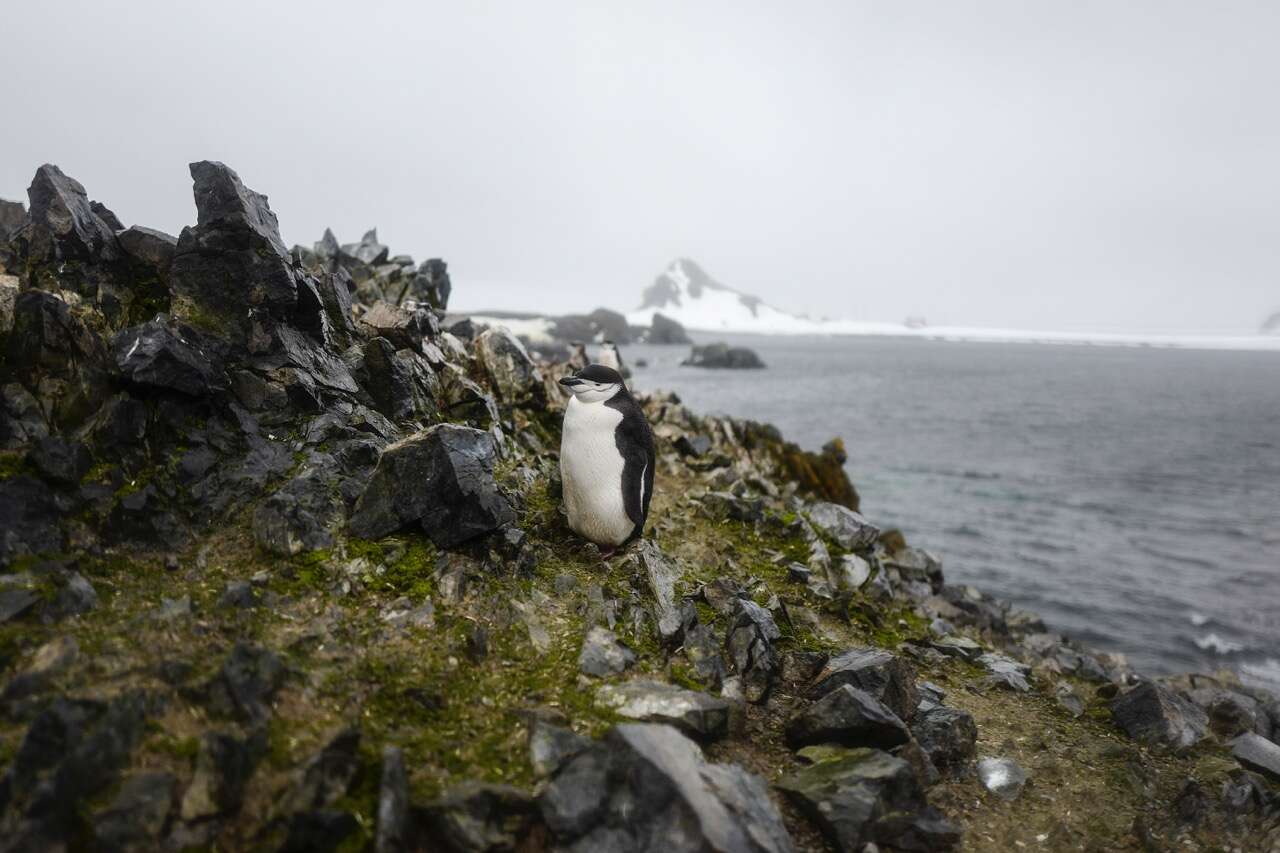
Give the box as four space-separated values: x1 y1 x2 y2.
785 685 910 750
596 680 730 741
22 164 121 266
1230 732 1280 781
118 226 178 272
577 627 636 677
473 327 544 407
112 318 223 396
626 541 684 645
813 647 919 722
417 782 543 852
1110 681 1207 751
777 747 957 852
540 723 794 853
806 502 881 551
647 312 691 344
725 599 781 703
348 424 515 546
912 704 978 770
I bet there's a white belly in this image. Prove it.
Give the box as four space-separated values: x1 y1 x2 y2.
561 397 633 546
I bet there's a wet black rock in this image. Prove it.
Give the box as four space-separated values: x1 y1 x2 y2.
540 723 794 853
169 161 298 345
1110 681 1207 751
340 228 389 268
813 647 919 723
0 198 25 239
21 164 122 267
348 424 515 546
778 746 957 852
113 317 223 396
0 478 72 565
360 336 437 421
91 771 177 852
473 327 545 408
674 434 713 457
418 782 544 853
6 288 108 377
29 435 92 485
646 312 692 344
118 225 178 272
725 599 781 703
596 680 732 741
785 685 910 750
251 456 343 556
682 342 765 369
912 703 978 770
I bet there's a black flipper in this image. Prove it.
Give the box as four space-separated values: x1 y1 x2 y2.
605 389 656 541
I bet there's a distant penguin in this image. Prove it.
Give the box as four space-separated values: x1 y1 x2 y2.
558 364 655 550
596 340 630 378
567 340 590 371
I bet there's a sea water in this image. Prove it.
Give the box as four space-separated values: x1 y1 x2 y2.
626 335 1280 692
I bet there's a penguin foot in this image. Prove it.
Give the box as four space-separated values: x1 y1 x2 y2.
598 546 619 560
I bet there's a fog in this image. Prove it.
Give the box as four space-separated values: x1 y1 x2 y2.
2 1 1277 332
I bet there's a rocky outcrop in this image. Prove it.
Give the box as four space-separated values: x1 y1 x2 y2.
645 312 692 344
682 341 766 369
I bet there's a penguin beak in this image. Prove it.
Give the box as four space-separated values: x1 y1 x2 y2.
559 376 583 388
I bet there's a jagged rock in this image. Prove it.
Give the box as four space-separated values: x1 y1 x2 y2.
252 456 342 556
6 288 108 377
882 546 944 593
29 435 92 484
118 226 177 271
92 771 176 852
473 327 544 407
1230 732 1280 781
700 491 766 523
2 692 149 847
360 337 436 421
19 164 122 271
2 635 79 704
725 599 781 703
1110 681 1207 751
284 728 361 812
0 276 17 336
0 198 25 239
180 729 266 820
931 635 983 662
626 540 684 644
674 434 713 457
813 647 919 722
359 302 438 352
528 719 592 779
682 342 765 369
1206 690 1271 739
912 704 977 770
196 642 285 723
700 578 745 614
411 258 452 310
785 685 910 750
169 161 298 345
0 480 72 567
647 312 691 344
976 757 1027 801
806 502 880 551
112 317 223 396
540 723 794 852
683 621 729 685
90 200 124 231
596 680 731 740
577 626 636 677
217 581 260 610
977 652 1032 692
376 747 409 853
340 228 389 268
778 746 956 852
348 424 514 546
418 782 543 853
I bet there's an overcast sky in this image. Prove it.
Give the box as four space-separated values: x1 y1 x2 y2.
3 1 1278 332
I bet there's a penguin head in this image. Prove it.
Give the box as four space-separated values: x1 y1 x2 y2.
559 363 624 403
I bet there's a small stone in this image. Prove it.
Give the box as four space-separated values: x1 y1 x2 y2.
806 502 881 550
912 704 978 770
376 747 408 853
977 652 1032 692
528 719 592 778
577 626 636 677
1054 682 1085 718
813 647 919 722
977 756 1027 801
217 580 260 609
1110 681 1207 751
931 635 983 662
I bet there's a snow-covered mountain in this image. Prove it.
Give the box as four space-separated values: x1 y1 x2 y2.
626 259 827 334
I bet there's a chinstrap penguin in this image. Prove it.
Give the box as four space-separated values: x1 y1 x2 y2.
558 364 655 551
596 340 630 378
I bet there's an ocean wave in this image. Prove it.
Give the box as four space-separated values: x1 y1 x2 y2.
1187 611 1209 627
1239 659 1280 693
1194 633 1245 655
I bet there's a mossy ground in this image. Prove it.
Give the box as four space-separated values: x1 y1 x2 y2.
1 455 1276 851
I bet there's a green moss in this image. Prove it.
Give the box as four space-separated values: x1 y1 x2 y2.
0 450 30 479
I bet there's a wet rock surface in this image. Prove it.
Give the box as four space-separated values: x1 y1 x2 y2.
1111 681 1208 751
785 684 910 750
813 647 919 722
596 680 731 740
